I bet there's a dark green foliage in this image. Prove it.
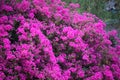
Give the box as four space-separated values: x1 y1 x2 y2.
62 0 120 37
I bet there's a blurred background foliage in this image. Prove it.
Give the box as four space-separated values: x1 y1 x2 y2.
62 0 120 37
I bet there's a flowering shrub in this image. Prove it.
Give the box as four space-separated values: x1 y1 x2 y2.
0 0 120 80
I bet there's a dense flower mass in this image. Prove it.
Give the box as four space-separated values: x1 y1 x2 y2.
0 0 120 80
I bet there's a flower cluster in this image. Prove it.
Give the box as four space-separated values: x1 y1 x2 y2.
0 0 120 80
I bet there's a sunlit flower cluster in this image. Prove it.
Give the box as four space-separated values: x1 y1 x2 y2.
0 0 120 80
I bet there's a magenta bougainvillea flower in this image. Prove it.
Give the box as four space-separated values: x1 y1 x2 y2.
0 0 120 80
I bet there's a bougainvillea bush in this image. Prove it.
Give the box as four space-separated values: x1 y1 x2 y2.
0 0 120 80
